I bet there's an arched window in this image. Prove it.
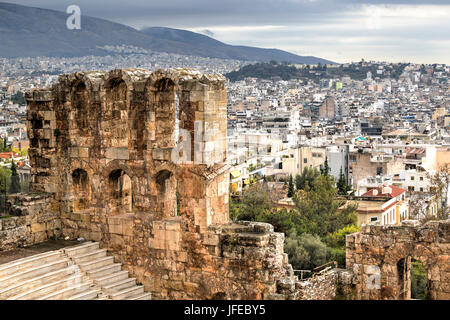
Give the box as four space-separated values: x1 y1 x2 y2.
105 79 128 145
397 257 429 300
72 82 89 132
155 170 177 217
106 79 128 118
72 169 89 212
150 78 176 149
108 169 133 213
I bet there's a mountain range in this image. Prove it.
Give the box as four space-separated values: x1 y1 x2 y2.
0 2 335 64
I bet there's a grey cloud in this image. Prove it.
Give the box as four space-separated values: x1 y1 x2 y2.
6 0 450 64
8 1 450 29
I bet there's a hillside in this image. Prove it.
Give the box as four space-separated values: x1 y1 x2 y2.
225 61 409 82
0 2 334 64
226 61 302 81
141 27 335 64
0 2 186 57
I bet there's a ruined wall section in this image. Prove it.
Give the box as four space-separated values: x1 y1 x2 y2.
26 90 58 195
346 219 450 300
273 268 354 300
0 194 60 251
134 221 294 300
23 68 235 299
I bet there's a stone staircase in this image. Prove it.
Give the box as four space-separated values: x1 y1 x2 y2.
0 241 151 300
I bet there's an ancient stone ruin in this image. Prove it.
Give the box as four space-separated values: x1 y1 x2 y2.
20 68 292 299
0 68 448 300
346 220 450 300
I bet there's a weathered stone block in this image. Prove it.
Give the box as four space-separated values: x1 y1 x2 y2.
30 223 46 233
69 147 89 158
105 147 129 160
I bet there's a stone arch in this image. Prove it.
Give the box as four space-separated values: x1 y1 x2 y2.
62 74 103 154
103 77 129 148
176 80 200 163
105 77 128 117
396 255 432 300
146 76 178 150
346 221 449 300
69 81 92 138
71 168 90 212
108 169 133 214
155 169 177 218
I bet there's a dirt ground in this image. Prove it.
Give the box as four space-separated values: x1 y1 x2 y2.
0 240 82 265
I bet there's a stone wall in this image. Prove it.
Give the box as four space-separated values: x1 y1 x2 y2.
346 219 450 300
0 193 60 251
295 270 340 300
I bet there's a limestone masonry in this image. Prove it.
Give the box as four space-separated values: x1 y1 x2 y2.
0 68 448 300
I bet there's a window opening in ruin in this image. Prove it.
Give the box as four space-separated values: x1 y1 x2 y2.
397 257 429 300
410 259 429 300
152 78 176 148
156 170 177 217
108 169 133 213
72 169 89 212
73 82 89 130
397 257 410 299
106 79 128 127
31 119 43 129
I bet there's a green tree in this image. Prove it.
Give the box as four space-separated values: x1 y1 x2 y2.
295 167 320 190
229 184 300 234
427 164 450 219
284 231 330 270
336 167 346 195
0 137 9 152
324 224 360 267
294 174 301 191
321 157 330 176
258 208 297 234
0 167 11 213
12 91 26 105
287 175 294 198
336 167 352 195
293 174 357 237
411 260 429 300
10 160 20 194
230 184 271 221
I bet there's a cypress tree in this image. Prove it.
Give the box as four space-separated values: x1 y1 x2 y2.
11 159 21 194
321 156 330 176
287 175 294 198
337 167 347 195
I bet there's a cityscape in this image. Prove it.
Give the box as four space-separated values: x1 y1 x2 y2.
0 0 449 305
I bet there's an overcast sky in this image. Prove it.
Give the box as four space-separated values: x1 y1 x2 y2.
9 0 450 64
